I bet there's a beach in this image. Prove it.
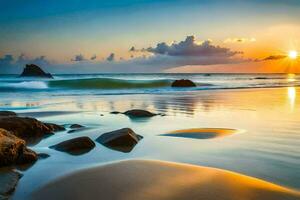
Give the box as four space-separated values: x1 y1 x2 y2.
0 74 299 199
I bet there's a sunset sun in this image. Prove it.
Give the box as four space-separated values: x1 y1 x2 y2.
288 50 298 59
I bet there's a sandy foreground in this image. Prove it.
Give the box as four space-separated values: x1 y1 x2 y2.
31 160 300 200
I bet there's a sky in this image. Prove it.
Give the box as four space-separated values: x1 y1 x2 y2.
0 0 300 73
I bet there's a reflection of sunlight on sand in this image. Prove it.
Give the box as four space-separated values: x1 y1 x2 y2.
32 160 300 200
287 87 296 111
162 128 242 139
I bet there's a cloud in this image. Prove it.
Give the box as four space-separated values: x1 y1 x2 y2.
0 36 250 73
224 38 256 43
16 54 50 66
106 53 115 62
146 36 242 57
0 54 14 65
71 54 86 62
0 54 51 74
90 55 97 60
262 55 286 61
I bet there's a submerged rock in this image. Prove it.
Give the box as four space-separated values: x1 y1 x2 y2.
19 64 53 78
96 128 143 153
50 137 95 155
0 169 22 200
123 109 156 118
171 79 196 87
70 124 84 129
0 111 17 118
0 117 65 144
0 128 37 167
38 153 50 159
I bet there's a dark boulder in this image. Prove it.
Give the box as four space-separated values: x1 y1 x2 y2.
50 137 95 155
0 117 65 144
171 79 196 87
19 64 53 78
0 111 17 118
123 109 156 118
0 128 37 167
70 124 84 129
96 128 143 153
110 111 121 114
0 169 22 200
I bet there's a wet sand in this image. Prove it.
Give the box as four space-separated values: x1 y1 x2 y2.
161 128 241 139
3 87 300 199
32 160 300 200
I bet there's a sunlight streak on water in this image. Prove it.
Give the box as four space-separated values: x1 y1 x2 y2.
287 87 296 111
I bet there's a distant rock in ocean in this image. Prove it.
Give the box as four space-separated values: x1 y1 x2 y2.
19 64 53 78
171 79 196 87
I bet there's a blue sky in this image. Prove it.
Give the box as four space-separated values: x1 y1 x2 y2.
1 0 300 73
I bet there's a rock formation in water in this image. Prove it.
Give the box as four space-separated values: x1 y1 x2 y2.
19 64 53 78
171 79 196 87
0 128 37 167
96 128 143 153
0 116 65 144
123 109 157 118
50 136 95 155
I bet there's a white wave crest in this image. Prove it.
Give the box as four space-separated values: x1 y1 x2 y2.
6 81 48 89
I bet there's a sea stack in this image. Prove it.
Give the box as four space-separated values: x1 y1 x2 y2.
19 64 53 78
171 79 196 87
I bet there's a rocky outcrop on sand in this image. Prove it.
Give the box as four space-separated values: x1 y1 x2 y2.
50 137 95 155
0 116 65 144
171 79 196 87
19 64 53 78
123 109 156 118
0 169 22 200
0 128 37 167
96 128 143 153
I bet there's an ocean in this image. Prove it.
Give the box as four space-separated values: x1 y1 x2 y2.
0 73 299 95
0 73 299 199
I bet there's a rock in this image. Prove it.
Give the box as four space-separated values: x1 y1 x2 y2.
67 130 77 134
96 128 143 153
0 111 17 118
19 64 53 78
110 111 121 114
0 129 37 167
70 124 84 129
50 137 95 155
0 117 65 144
171 79 196 87
123 109 156 118
0 169 22 200
38 153 50 159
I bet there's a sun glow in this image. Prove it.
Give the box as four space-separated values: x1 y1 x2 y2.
288 50 298 59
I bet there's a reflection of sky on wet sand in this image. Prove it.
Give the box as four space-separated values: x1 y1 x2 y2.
3 87 300 199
